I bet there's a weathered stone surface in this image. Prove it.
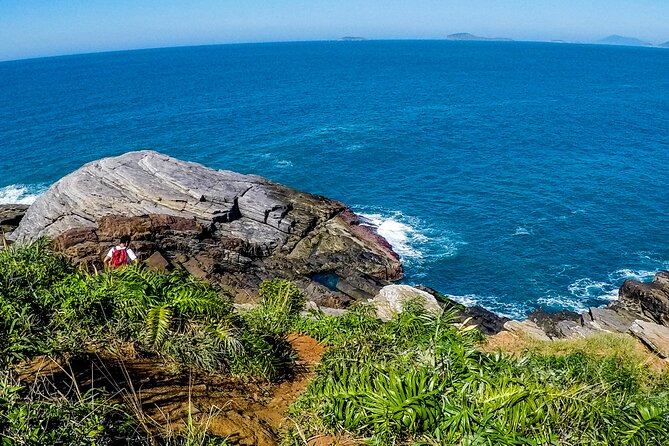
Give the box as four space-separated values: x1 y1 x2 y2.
528 309 583 338
613 271 669 326
0 204 29 233
12 151 402 306
146 251 171 272
503 320 552 341
586 307 640 333
372 285 442 321
303 300 347 317
629 320 669 360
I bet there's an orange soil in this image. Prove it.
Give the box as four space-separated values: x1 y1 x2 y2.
16 334 326 446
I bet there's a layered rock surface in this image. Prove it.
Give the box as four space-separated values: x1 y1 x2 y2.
499 271 669 361
11 151 402 306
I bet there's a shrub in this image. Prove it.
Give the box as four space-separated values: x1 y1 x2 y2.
0 371 145 445
287 302 669 445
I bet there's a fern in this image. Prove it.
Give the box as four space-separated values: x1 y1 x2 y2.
145 304 173 347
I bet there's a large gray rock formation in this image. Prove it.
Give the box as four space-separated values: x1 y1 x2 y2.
11 151 402 306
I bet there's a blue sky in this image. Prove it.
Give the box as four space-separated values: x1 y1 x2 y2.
1 0 668 61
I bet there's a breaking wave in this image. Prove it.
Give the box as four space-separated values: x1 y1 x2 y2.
0 184 46 205
356 208 465 266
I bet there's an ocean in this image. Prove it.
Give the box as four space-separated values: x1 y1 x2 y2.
1 40 668 319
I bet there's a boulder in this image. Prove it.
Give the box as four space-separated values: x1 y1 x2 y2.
146 251 171 272
11 151 402 306
629 320 669 360
372 285 442 321
612 272 669 326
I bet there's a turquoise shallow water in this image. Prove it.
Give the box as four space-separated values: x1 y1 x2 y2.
1 41 668 318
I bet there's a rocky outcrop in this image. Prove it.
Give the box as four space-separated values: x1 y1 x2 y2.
0 204 28 246
493 273 669 362
11 151 402 306
630 320 669 360
612 272 669 326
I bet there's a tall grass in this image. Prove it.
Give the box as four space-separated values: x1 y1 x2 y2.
0 242 302 444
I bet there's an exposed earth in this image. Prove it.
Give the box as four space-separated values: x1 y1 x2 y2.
17 334 325 446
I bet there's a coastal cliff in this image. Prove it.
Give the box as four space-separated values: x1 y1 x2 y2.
2 151 669 444
4 151 669 352
9 151 403 308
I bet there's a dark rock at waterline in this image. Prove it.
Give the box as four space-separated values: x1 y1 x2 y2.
0 204 29 233
416 285 510 335
612 271 669 326
11 151 403 306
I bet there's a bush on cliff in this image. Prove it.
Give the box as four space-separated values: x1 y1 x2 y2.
0 241 294 380
2 241 669 445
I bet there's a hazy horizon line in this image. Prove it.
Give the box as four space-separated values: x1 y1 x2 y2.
2 35 668 64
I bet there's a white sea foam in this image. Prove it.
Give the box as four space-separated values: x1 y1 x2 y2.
608 268 657 283
275 160 293 168
567 277 612 299
356 208 465 264
358 212 426 260
538 295 590 314
446 293 480 308
563 267 663 307
443 293 525 320
0 184 45 205
513 226 531 236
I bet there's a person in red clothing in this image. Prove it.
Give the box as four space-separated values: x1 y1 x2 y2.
103 235 137 269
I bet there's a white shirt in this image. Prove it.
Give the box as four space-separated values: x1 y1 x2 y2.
106 246 137 262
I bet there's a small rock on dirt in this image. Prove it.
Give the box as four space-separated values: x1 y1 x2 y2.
146 251 171 272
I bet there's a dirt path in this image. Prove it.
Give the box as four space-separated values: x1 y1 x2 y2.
16 334 325 446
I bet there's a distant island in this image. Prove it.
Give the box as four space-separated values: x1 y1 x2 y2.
446 33 513 42
336 34 669 48
596 35 652 47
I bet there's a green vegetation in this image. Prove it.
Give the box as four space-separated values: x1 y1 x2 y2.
0 240 293 379
0 241 292 444
1 241 669 445
286 303 669 445
0 371 143 445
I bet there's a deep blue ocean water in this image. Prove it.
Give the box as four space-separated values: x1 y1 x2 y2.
1 40 668 318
